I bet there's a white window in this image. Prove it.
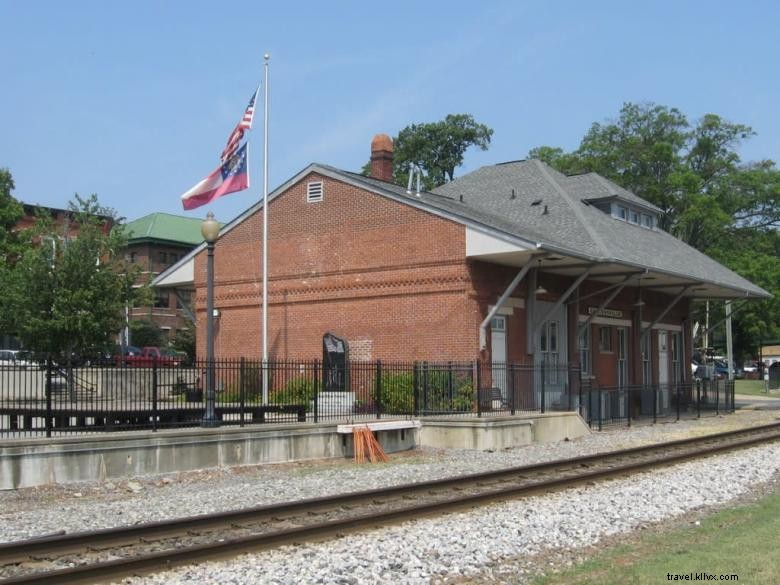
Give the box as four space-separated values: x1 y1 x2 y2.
641 334 651 385
599 326 612 352
630 210 639 224
642 214 653 228
617 206 628 220
306 181 324 203
579 326 591 375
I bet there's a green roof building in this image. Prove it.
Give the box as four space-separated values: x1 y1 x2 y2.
124 213 205 343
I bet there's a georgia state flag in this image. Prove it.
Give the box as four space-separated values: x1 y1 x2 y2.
181 143 249 211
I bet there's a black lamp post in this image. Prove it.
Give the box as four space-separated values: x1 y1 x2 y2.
201 211 220 428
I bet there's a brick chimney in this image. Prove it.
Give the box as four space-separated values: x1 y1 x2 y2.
370 134 394 182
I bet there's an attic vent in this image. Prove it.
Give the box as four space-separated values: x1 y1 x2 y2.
307 181 324 203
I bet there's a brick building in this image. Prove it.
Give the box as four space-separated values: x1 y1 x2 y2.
124 213 204 341
154 135 769 392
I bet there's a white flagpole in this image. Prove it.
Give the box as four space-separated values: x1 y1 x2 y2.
262 53 270 404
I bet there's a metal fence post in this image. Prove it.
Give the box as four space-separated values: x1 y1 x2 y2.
413 361 419 416
475 360 482 418
598 388 603 432
540 362 546 414
627 387 632 428
45 355 53 438
676 384 681 421
152 358 159 432
578 375 583 419
509 364 516 415
239 357 246 427
375 360 382 420
653 384 658 425
447 361 454 410
697 381 701 419
422 361 429 414
716 379 721 415
313 359 320 424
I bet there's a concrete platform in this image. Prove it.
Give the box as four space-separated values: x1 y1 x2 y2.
419 412 589 451
0 412 589 489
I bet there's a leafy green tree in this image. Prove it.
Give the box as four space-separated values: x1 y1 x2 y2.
0 170 26 336
171 327 195 360
529 102 780 360
0 169 24 261
363 114 493 190
130 319 163 348
9 194 141 363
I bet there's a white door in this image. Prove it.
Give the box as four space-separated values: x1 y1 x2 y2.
491 316 507 399
617 328 628 388
534 301 567 408
658 330 670 409
658 331 669 385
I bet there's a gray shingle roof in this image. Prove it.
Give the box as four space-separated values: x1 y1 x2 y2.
561 172 663 213
327 161 767 298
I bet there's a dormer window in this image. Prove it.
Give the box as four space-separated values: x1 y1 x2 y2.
609 201 656 229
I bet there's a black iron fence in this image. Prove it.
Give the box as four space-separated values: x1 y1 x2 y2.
0 359 734 437
580 379 736 430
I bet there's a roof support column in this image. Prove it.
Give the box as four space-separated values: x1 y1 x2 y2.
577 273 639 339
692 300 750 347
726 301 734 380
479 256 544 350
533 266 595 341
174 289 196 324
640 285 694 341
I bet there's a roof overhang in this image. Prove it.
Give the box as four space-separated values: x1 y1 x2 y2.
470 246 769 301
154 256 194 288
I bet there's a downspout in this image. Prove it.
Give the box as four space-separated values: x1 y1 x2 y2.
479 257 543 350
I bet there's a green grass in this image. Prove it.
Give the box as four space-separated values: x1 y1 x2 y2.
532 486 780 585
735 379 779 396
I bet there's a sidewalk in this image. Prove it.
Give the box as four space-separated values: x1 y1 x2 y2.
734 392 780 410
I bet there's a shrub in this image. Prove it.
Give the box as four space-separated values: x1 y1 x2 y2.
376 367 475 414
270 376 315 405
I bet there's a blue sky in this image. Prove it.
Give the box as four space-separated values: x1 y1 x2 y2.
2 0 779 224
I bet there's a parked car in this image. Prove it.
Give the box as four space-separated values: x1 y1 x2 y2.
0 349 33 368
119 347 185 367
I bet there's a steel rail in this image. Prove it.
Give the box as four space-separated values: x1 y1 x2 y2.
2 422 780 584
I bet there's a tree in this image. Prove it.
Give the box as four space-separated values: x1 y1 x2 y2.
529 102 780 360
130 319 163 348
363 114 493 190
8 194 142 362
0 170 25 336
0 168 23 262
171 327 195 362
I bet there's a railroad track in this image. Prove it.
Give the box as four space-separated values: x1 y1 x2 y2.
2 421 780 584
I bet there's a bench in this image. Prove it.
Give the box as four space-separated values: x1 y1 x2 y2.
336 420 420 434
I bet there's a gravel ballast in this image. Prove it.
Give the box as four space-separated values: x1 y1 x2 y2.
1 411 779 584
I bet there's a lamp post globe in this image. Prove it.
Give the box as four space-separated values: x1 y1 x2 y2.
201 212 220 428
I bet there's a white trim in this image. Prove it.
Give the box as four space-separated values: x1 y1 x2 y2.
466 227 530 257
579 315 632 327
337 420 420 434
306 181 324 203
642 321 682 332
488 298 525 316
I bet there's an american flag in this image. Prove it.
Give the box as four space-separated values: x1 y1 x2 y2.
239 89 258 129
221 88 259 162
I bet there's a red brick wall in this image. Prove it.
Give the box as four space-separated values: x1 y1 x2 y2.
195 172 479 361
